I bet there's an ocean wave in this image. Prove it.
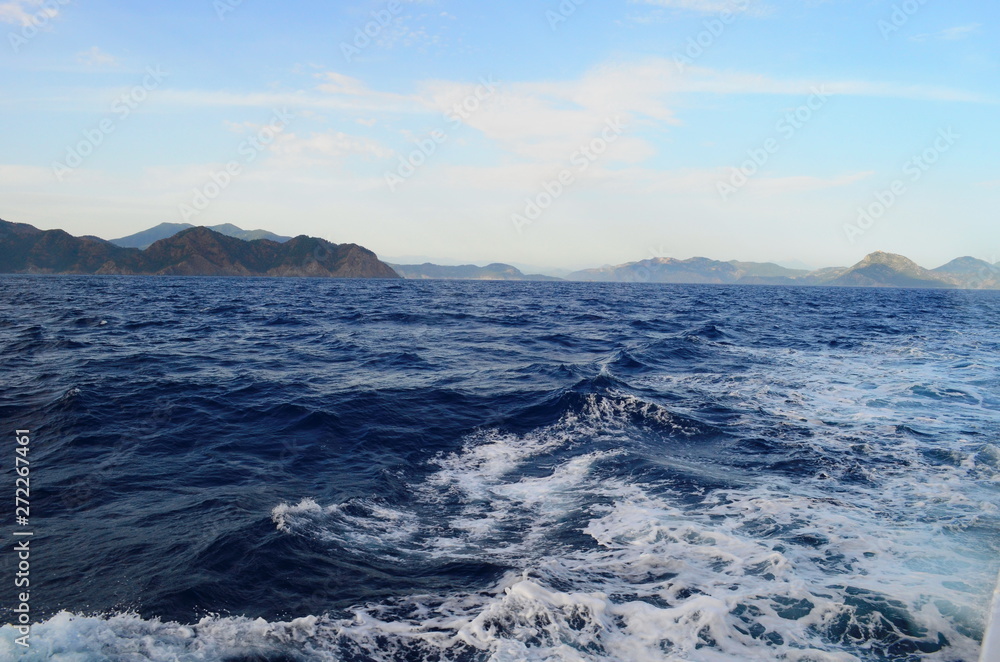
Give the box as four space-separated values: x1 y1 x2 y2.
257 390 990 661
2 278 998 660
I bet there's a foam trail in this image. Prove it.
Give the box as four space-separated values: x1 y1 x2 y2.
258 395 990 660
981 570 1000 662
9 382 997 660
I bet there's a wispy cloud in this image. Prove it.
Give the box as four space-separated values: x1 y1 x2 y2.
0 164 57 186
156 87 418 114
735 171 875 196
626 0 775 21
340 2 452 58
675 66 995 103
910 24 981 42
586 166 874 196
74 58 987 186
76 46 118 68
28 58 997 126
0 0 59 26
629 0 755 12
269 130 394 165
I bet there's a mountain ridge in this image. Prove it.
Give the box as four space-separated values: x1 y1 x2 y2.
110 222 292 249
829 251 951 289
931 256 1000 289
3 218 997 289
0 219 398 279
568 257 815 286
389 262 561 281
565 251 993 289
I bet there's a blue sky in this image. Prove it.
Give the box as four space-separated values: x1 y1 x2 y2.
1 0 997 270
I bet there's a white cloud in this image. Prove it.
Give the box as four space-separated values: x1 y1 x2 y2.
910 24 981 42
134 59 994 192
214 119 393 170
315 71 372 96
156 88 417 114
0 0 60 26
631 0 748 11
414 60 992 167
628 0 769 15
0 163 111 189
421 76 657 164
341 5 449 56
76 46 118 68
0 164 56 186
269 130 394 164
562 165 874 198
147 59 993 121
733 171 875 196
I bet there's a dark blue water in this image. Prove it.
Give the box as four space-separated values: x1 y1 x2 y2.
1 277 998 661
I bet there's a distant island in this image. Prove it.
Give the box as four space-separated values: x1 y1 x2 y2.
3 218 999 289
397 251 1000 290
0 219 398 278
389 263 560 281
565 252 1000 289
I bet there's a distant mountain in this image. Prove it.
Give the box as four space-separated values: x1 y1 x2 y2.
829 252 953 289
0 219 398 279
564 251 999 289
797 267 848 285
110 222 193 248
775 259 816 272
0 220 124 274
931 256 1000 289
390 262 560 281
509 263 574 279
207 223 294 244
567 257 806 285
728 261 810 279
5 218 997 290
111 222 292 249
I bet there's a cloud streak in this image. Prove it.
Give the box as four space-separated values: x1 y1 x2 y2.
629 0 755 13
910 24 981 42
76 46 118 68
0 0 60 26
144 60 996 118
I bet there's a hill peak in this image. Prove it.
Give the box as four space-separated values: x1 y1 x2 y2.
111 222 292 249
858 251 920 268
0 219 398 278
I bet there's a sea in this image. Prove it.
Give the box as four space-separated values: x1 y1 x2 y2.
0 276 998 662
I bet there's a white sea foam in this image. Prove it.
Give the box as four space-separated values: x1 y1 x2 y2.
10 339 997 660
271 497 420 557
